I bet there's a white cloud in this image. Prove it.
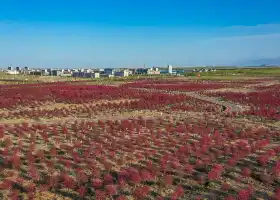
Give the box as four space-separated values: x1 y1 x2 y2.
215 23 280 37
210 33 280 42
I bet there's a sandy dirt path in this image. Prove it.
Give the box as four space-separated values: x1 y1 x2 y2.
133 88 247 113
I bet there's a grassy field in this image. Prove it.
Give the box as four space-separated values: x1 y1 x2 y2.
196 68 280 77
182 67 280 80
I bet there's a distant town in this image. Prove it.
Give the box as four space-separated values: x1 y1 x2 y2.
1 65 219 78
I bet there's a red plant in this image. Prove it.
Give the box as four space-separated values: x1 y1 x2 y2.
163 174 173 185
0 127 4 139
62 174 76 189
140 169 154 181
130 171 142 184
242 167 252 177
118 178 127 189
225 196 236 200
27 191 35 200
104 174 114 184
105 184 118 196
246 185 254 196
221 183 230 191
9 189 20 200
275 187 280 200
77 186 86 197
95 190 106 200
196 196 202 200
208 164 223 180
92 179 103 188
171 186 184 199
28 166 39 181
0 179 13 190
273 161 280 176
11 154 21 169
48 174 58 188
38 184 50 193
133 186 150 199
4 136 13 148
237 189 250 200
116 196 128 200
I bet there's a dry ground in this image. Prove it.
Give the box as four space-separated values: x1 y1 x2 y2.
206 88 256 93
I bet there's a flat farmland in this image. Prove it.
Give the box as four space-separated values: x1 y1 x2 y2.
0 78 279 200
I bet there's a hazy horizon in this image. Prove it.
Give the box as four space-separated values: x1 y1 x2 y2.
1 0 280 68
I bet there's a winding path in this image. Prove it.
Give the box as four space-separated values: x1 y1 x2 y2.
133 88 246 113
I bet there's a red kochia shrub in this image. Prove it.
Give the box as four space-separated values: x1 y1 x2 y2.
163 174 173 185
185 164 194 174
258 155 269 166
105 184 118 196
242 167 252 177
11 154 21 169
140 169 154 181
221 183 230 191
95 190 106 200
208 164 223 180
133 186 150 199
171 186 184 199
92 179 103 188
116 196 128 200
0 179 13 190
275 187 280 200
0 126 4 139
224 196 236 200
238 189 251 200
273 161 280 176
77 186 86 197
104 174 114 184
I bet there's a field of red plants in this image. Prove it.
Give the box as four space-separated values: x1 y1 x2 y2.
0 79 279 200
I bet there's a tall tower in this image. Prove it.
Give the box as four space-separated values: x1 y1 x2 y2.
168 65 172 74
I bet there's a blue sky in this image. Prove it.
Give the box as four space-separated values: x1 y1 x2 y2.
1 0 280 68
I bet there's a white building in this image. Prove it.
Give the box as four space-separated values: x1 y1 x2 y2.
93 72 100 78
60 71 72 77
147 67 160 75
168 65 172 74
115 70 129 77
6 70 20 75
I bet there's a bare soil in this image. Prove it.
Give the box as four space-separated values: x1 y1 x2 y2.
206 88 256 93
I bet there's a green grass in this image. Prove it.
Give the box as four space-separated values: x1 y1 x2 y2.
184 67 280 79
204 68 280 76
187 75 257 80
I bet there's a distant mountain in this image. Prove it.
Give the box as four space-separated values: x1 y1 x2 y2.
238 57 280 66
